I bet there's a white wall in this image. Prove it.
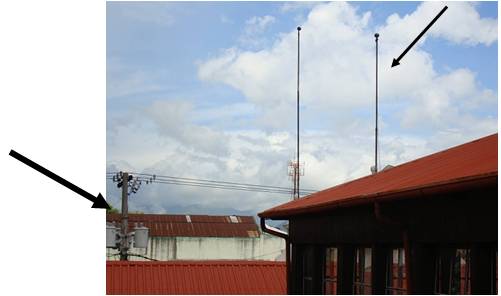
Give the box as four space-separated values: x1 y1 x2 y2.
107 233 285 261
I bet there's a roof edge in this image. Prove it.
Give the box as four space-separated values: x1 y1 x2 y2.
259 172 497 219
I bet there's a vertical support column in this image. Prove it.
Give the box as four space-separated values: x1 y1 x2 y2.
291 243 301 294
471 244 495 294
403 231 412 293
409 243 436 294
438 248 455 294
337 245 355 294
372 245 388 294
286 239 291 294
313 246 324 294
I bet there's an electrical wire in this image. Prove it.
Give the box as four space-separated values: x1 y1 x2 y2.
248 249 284 260
107 176 314 195
127 253 158 261
106 252 158 261
106 172 317 195
133 172 316 192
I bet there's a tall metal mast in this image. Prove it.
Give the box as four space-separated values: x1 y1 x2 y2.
296 26 301 199
374 33 379 174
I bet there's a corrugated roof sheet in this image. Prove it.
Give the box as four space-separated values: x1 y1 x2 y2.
106 260 286 295
260 133 498 219
106 213 260 237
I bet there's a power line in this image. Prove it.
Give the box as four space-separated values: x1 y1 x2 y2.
106 176 314 195
105 172 317 195
248 249 283 260
131 172 317 192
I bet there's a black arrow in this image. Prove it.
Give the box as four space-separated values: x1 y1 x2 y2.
391 6 448 68
9 149 110 209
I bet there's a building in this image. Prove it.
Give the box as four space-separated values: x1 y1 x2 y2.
259 133 497 294
107 213 284 261
106 260 286 294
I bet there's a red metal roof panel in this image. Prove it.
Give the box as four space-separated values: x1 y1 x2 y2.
107 213 260 237
106 260 286 295
260 133 498 218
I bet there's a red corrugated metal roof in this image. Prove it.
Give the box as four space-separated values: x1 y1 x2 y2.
106 214 260 237
260 133 498 219
106 260 286 295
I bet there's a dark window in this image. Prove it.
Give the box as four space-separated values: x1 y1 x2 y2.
324 247 338 294
302 246 315 294
386 248 406 295
434 248 471 294
354 247 372 294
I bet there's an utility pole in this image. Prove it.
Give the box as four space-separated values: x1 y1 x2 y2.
374 33 379 174
108 171 146 260
120 172 129 261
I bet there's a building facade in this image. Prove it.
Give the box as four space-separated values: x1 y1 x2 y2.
107 213 285 261
260 134 498 294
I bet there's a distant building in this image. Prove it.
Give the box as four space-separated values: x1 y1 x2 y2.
260 133 497 294
106 213 284 261
106 260 286 294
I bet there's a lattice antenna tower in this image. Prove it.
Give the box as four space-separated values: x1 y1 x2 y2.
288 160 305 200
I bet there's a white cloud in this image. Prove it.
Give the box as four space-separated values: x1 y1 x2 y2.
144 100 231 157
199 1 496 134
239 15 277 48
108 2 497 216
380 2 497 46
279 1 319 13
247 15 276 29
107 57 165 99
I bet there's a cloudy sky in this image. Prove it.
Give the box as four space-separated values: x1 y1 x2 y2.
106 1 497 217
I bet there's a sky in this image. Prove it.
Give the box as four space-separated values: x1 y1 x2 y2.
106 1 498 218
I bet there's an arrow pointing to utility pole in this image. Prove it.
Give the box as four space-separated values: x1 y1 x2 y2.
391 5 448 68
9 149 110 209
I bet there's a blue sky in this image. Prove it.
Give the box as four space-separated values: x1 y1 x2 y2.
107 1 497 216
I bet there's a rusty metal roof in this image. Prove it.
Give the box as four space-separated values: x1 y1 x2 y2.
260 133 498 219
106 213 260 237
106 260 286 295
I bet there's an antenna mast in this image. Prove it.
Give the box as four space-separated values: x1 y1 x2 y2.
374 33 379 174
296 26 301 199
288 26 304 200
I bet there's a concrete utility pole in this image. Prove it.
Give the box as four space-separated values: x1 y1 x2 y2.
120 172 129 260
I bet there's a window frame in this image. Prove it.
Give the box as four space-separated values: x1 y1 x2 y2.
323 247 339 294
353 247 373 295
434 247 472 295
385 247 407 295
